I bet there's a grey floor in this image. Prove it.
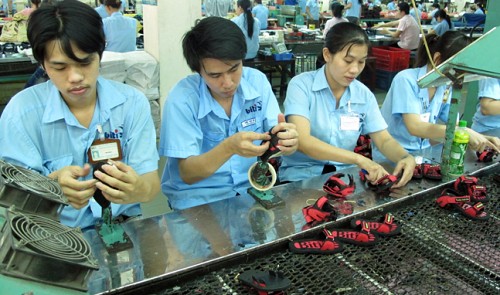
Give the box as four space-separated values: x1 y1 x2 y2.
142 87 389 218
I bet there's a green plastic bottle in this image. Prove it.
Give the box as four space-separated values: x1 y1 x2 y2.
449 120 470 176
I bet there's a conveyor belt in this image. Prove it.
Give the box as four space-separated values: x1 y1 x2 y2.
112 168 500 295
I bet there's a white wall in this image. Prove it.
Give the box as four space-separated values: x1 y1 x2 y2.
143 1 201 113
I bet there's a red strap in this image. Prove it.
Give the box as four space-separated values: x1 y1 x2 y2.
323 173 355 197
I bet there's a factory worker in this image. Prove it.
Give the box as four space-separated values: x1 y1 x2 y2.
280 22 416 187
232 0 260 60
102 0 137 52
380 31 500 153
0 0 160 229
159 17 299 210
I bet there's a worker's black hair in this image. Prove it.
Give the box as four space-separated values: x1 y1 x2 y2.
415 31 472 68
28 0 105 65
324 22 370 57
237 0 254 38
182 17 246 73
398 2 410 15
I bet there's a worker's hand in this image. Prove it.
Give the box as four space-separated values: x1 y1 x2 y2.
392 155 416 189
224 131 271 158
484 135 500 153
93 160 155 204
356 156 390 184
467 128 500 153
270 113 299 156
50 164 97 209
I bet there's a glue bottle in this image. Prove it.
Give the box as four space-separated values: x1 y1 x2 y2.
449 120 469 176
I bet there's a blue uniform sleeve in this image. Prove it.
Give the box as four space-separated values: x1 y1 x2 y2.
159 82 203 159
387 71 421 116
284 73 313 120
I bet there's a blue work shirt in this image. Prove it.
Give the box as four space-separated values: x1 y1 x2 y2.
298 0 307 14
280 66 387 182
103 12 137 53
95 4 109 19
252 4 269 30
380 65 451 151
0 77 159 229
472 78 500 133
345 0 361 18
433 20 451 36
306 0 320 21
232 14 261 60
159 67 280 210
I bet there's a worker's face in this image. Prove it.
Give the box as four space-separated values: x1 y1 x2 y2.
322 44 368 89
43 40 100 105
199 58 242 102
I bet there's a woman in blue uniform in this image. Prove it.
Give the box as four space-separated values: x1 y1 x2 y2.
232 0 260 60
280 22 416 187
380 31 500 153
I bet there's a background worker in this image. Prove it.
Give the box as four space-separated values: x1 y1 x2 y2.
252 0 268 30
373 2 420 50
102 0 137 52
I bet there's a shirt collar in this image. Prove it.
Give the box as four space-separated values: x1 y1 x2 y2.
42 77 125 125
313 65 366 105
197 69 260 119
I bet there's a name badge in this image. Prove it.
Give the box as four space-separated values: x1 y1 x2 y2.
420 112 431 122
340 115 360 131
87 139 122 164
241 118 256 128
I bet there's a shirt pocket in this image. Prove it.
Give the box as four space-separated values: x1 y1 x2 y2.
43 155 74 175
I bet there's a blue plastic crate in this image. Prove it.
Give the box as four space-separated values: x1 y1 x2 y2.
375 69 398 91
273 53 293 61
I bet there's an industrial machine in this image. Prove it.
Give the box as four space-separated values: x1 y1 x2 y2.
276 5 304 27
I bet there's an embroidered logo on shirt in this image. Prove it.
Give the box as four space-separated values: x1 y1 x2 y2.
104 126 124 139
245 101 262 114
241 118 256 128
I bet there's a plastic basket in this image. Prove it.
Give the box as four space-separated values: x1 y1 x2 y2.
375 69 398 91
371 46 410 72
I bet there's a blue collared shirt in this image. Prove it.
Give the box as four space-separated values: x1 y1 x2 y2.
380 65 451 151
0 77 159 229
252 4 269 30
103 12 137 53
345 0 362 18
159 67 280 210
95 4 109 19
472 78 500 132
306 0 320 20
232 14 261 60
280 66 387 182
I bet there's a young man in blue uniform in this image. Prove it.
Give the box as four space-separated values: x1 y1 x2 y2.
0 0 160 229
159 17 299 210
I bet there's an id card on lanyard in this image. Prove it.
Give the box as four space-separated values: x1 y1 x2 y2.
340 101 360 131
87 124 123 164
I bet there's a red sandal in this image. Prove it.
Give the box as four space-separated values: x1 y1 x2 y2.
350 213 401 237
289 228 344 254
422 163 442 180
453 175 488 203
327 221 378 246
476 148 496 162
359 170 398 194
436 188 489 221
323 173 355 198
302 196 337 230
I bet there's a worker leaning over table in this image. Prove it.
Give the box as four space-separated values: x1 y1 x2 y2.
279 22 416 187
380 31 500 153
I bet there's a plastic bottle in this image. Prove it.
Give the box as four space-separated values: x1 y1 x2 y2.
449 120 470 176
